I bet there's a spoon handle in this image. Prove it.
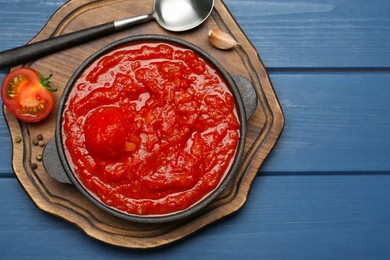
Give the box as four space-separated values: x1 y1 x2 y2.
0 14 153 69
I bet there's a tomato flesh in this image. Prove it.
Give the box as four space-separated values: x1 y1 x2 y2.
1 68 54 122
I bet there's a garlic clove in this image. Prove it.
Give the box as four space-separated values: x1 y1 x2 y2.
208 29 238 50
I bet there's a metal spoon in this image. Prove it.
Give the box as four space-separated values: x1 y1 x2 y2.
0 0 214 69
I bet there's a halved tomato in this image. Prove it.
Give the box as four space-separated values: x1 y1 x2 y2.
1 67 56 122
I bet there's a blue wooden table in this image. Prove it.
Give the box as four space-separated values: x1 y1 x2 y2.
1 0 390 259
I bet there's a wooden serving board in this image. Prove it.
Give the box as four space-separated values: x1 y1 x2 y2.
3 0 284 248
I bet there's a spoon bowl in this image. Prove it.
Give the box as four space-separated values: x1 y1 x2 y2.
154 0 214 31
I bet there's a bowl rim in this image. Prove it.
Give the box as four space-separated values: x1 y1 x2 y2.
55 34 247 223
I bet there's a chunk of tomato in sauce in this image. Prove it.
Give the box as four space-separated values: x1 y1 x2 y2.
84 106 130 159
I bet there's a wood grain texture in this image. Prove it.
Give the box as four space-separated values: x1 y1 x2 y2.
2 0 283 248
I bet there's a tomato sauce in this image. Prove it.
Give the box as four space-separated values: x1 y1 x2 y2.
62 42 240 216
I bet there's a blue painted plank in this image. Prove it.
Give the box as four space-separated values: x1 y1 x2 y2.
1 175 390 259
0 0 64 50
224 0 390 69
2 72 390 176
262 72 390 174
0 106 12 176
0 0 389 69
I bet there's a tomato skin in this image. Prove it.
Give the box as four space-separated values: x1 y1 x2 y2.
1 68 55 122
84 106 129 159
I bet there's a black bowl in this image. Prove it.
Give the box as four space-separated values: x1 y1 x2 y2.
55 35 247 223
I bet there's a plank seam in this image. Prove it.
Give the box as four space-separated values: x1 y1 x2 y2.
268 68 390 73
